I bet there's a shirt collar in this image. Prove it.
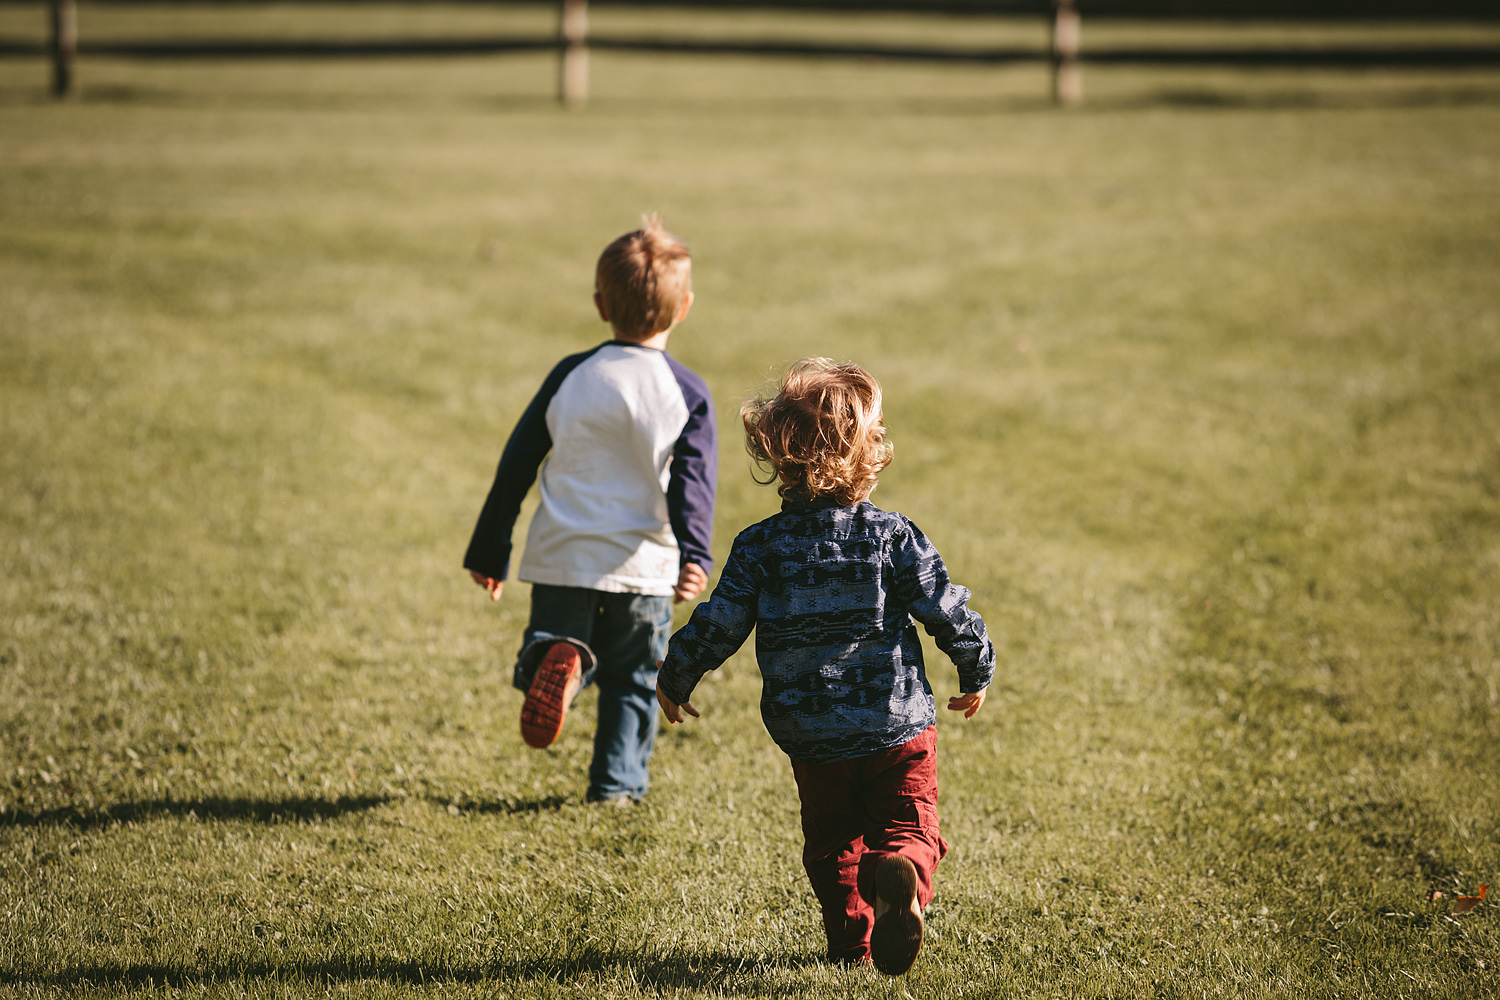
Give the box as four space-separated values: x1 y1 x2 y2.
781 496 852 513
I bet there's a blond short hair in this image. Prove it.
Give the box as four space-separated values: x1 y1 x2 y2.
595 213 692 340
742 358 893 506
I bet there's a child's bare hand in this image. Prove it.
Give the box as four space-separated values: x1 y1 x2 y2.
469 570 503 601
656 679 700 724
673 562 708 604
947 688 987 718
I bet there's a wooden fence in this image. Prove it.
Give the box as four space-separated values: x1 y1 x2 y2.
30 0 1500 105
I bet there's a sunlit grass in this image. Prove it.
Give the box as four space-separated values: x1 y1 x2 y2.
2 9 1498 998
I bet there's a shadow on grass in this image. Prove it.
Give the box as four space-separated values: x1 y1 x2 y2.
1360 825 1467 885
16 83 561 114
6 68 1495 119
425 794 572 816
0 793 584 830
0 949 826 993
1117 84 1500 112
0 794 392 830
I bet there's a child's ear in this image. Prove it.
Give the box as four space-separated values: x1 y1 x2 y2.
675 290 695 324
594 292 610 323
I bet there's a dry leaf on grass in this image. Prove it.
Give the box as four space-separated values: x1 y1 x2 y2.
1427 884 1487 914
1452 885 1488 915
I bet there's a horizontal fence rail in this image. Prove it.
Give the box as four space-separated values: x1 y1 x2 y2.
6 37 1499 64
8 1 1500 102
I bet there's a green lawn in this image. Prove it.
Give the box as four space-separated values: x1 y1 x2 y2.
2 6 1499 998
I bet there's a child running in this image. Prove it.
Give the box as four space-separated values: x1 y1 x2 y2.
464 214 716 805
656 358 994 975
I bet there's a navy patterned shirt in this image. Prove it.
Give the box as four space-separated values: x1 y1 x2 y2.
659 498 995 764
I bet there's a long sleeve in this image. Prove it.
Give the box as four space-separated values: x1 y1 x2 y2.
891 518 995 694
663 355 717 574
658 536 758 705
462 352 591 581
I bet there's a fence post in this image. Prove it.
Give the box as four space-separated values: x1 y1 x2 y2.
558 0 588 107
1051 0 1081 105
50 0 76 97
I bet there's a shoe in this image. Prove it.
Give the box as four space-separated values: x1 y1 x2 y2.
520 641 583 748
870 855 923 976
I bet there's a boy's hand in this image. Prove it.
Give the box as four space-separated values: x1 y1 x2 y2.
673 562 708 604
656 678 700 725
469 570 503 601
947 688 987 719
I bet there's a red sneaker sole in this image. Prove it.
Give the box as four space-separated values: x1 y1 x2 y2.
520 642 582 749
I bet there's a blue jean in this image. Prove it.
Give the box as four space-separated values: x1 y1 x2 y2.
519 584 672 801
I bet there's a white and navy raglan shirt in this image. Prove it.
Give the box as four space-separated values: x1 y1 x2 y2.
464 341 716 596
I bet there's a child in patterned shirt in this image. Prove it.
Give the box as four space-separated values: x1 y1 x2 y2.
656 358 994 975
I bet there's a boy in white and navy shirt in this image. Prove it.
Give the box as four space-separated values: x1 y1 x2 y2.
465 215 715 803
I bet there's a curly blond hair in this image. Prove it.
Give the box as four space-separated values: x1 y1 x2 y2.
742 358 893 506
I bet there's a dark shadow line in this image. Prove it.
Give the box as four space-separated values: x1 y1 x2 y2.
78 38 554 60
1092 84 1500 111
0 949 824 991
9 78 1495 117
591 36 1044 63
567 79 1500 114
597 37 1500 67
0 794 392 831
0 37 553 60
3 69 1493 116
423 794 572 816
1082 46 1500 66
3 36 1499 67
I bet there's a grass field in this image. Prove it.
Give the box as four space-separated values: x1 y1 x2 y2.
3 5 1499 997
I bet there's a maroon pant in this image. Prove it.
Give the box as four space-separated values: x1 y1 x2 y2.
789 726 947 963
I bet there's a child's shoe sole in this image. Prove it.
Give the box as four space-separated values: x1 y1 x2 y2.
870 854 923 976
520 642 583 749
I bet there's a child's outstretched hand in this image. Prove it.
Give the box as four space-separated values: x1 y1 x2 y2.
948 688 987 719
673 562 708 604
469 570 503 601
655 677 700 724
